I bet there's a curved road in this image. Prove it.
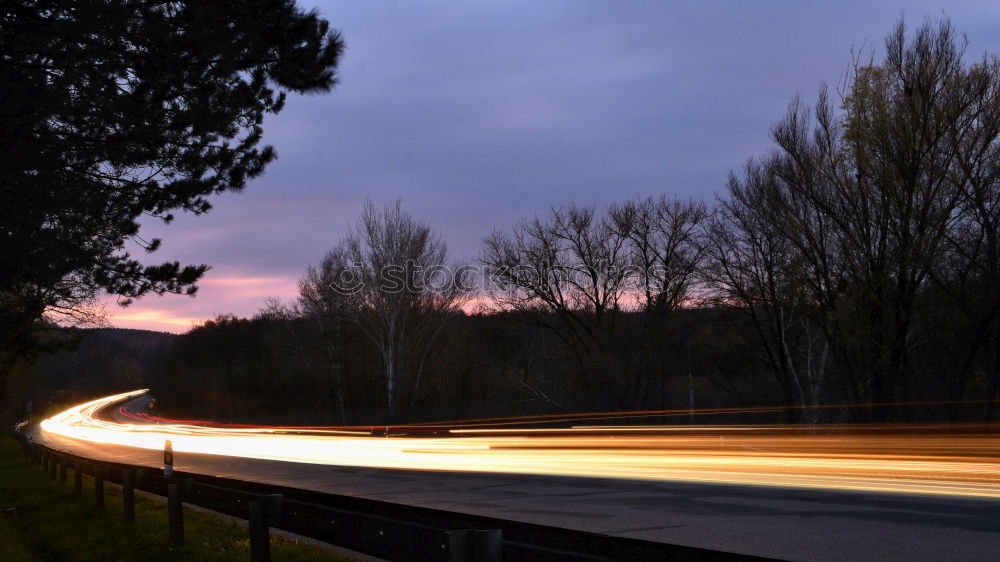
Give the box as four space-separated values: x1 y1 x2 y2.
31 392 1000 561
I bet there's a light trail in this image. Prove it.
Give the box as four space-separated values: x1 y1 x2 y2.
38 390 1000 499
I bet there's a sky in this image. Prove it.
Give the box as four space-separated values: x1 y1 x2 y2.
106 0 1000 333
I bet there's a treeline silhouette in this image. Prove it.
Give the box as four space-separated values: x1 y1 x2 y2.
152 19 1000 426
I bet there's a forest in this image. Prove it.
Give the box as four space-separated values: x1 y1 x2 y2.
148 20 1000 426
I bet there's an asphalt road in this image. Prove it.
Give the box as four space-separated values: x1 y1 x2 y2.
33 424 1000 562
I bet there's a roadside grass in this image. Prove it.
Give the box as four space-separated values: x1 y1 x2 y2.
0 436 346 561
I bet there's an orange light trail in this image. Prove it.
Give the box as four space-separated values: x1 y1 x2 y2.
39 390 1000 499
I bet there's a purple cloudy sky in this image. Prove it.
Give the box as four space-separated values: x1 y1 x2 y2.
108 0 1000 333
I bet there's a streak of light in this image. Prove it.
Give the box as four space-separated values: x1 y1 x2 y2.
38 390 1000 500
407 398 1000 428
451 426 770 434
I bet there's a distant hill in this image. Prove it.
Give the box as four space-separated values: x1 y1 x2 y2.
28 328 177 415
85 327 177 350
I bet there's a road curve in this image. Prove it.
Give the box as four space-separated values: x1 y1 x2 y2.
31 390 1000 561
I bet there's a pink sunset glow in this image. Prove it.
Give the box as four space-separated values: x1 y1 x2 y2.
104 274 300 333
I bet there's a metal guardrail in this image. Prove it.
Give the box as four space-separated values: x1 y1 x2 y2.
10 426 768 561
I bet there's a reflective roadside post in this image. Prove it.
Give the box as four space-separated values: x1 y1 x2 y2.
164 439 173 477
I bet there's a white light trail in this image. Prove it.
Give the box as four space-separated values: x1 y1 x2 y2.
38 390 1000 499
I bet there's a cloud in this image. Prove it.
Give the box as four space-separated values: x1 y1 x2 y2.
110 0 1000 332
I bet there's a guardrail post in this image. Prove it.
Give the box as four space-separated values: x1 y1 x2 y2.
94 464 105 507
248 500 270 562
167 482 184 543
446 529 503 562
49 453 58 479
59 456 68 484
264 494 283 526
41 450 48 471
122 469 136 522
73 460 82 495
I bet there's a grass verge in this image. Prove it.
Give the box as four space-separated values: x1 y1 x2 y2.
0 435 346 561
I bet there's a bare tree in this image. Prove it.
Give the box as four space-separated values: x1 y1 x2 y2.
482 205 631 406
301 200 469 422
609 196 709 315
718 18 974 420
704 160 829 423
928 53 1000 418
608 196 709 412
482 199 708 409
299 245 355 423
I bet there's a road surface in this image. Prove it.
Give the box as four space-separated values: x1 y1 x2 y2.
29 391 1000 561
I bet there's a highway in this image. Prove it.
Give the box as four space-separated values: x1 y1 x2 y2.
31 390 1000 561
